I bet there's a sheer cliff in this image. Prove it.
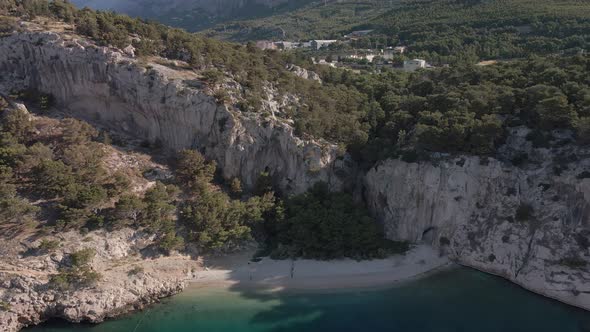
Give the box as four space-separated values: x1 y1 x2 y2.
365 128 590 310
0 29 347 194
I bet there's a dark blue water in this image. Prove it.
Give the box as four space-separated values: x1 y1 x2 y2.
28 268 590 332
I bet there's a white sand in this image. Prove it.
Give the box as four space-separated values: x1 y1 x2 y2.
191 245 451 291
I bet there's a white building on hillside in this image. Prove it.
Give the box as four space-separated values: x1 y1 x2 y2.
275 41 299 50
393 46 407 54
255 41 277 50
403 59 426 71
311 40 338 50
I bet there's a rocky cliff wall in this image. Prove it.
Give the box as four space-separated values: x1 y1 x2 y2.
365 128 590 310
0 30 346 193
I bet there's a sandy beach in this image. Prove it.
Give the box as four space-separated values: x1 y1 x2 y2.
190 245 452 291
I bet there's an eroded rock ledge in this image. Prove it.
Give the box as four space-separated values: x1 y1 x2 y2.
0 229 197 332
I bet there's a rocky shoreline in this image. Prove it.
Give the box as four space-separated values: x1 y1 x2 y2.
0 229 199 332
1 274 186 332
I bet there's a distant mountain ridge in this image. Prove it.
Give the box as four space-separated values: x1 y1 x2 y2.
70 0 314 31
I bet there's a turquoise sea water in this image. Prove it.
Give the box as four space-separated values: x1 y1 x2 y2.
29 268 590 332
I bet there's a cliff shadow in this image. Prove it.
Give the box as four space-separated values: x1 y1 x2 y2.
192 255 590 332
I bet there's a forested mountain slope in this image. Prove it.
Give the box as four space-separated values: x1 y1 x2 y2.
69 0 315 32
205 0 590 62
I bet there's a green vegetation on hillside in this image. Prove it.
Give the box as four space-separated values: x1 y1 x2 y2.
375 0 590 64
49 248 101 290
0 94 397 260
3 0 590 164
129 0 316 33
267 182 407 260
206 0 397 41
205 0 590 64
310 56 590 164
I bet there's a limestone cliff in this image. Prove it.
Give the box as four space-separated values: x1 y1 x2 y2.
365 128 590 310
0 29 346 194
0 228 195 332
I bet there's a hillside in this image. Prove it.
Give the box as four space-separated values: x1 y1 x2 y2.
205 0 399 41
205 0 590 62
69 0 315 32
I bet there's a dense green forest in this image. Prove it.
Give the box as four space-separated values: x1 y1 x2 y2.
0 94 400 260
312 56 590 164
205 0 397 41
71 0 316 32
206 0 590 64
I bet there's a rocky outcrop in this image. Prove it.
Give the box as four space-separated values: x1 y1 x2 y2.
0 229 196 332
0 30 347 194
286 64 322 83
365 128 590 310
1 274 185 332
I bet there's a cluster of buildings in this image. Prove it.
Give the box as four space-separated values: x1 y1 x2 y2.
254 29 431 72
255 29 382 51
255 39 340 51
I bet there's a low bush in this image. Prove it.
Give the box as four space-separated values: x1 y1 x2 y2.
515 203 534 222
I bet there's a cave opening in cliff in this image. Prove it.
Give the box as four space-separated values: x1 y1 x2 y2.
421 227 437 243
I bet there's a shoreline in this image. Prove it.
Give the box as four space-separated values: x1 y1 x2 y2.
189 245 451 292
459 263 590 313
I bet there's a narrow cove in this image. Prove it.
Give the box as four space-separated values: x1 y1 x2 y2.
28 267 590 332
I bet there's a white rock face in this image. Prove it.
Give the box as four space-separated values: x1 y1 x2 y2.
0 229 194 332
365 152 590 310
286 64 322 83
0 31 346 193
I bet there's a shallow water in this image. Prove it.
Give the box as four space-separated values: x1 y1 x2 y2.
29 268 590 332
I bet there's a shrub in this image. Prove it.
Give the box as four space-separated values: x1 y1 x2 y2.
128 266 145 276
49 268 101 290
575 232 590 250
229 177 242 197
254 171 273 196
176 149 216 192
202 68 224 84
515 203 534 222
70 248 95 267
37 239 60 253
0 301 11 311
50 249 101 290
559 256 587 269
401 150 419 163
525 130 552 148
511 153 528 168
